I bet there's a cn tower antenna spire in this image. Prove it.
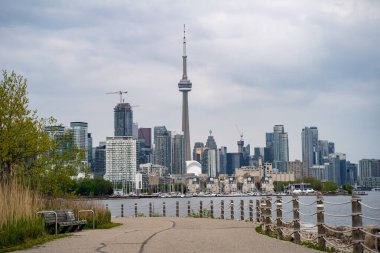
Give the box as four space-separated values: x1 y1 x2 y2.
182 24 188 80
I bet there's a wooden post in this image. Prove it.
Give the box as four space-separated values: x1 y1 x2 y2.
230 200 234 220
249 200 253 222
221 200 225 219
210 200 214 219
316 192 325 248
163 202 166 217
187 200 191 217
260 198 266 228
176 201 179 217
293 195 300 244
200 201 203 218
240 200 244 221
121 204 124 217
256 199 260 222
134 203 138 217
276 196 283 239
352 194 363 253
149 202 152 217
265 197 272 232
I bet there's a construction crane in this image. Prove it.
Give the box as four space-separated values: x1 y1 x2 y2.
235 124 244 141
106 91 128 103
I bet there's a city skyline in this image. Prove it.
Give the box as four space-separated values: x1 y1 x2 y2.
0 1 379 163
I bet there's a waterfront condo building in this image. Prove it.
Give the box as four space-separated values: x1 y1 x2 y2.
104 136 137 192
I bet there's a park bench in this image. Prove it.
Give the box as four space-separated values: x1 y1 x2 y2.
38 210 88 234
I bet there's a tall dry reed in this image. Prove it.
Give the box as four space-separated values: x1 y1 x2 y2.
0 179 44 229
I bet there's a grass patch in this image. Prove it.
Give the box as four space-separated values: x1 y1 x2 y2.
0 234 68 253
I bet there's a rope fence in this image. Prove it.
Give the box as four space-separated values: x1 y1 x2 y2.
115 193 379 253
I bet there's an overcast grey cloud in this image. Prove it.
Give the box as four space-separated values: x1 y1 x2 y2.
0 0 379 163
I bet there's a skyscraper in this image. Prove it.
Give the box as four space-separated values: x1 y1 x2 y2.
94 142 106 178
171 132 185 175
178 25 192 161
70 122 88 164
153 126 171 169
193 142 204 162
138 128 152 148
114 103 133 137
104 136 137 192
301 126 319 170
272 125 289 172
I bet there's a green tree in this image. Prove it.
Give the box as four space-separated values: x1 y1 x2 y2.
0 70 84 196
322 181 338 192
0 70 52 178
342 184 353 194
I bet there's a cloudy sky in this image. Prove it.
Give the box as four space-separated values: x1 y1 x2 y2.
1 0 379 163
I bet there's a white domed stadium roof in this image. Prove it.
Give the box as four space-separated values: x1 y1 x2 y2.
186 160 202 176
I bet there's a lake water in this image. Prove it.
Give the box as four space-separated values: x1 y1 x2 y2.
100 191 380 227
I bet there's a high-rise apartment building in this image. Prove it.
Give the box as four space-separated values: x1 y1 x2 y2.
104 136 137 191
94 142 106 178
70 122 88 164
265 133 274 163
114 103 133 137
327 153 346 185
219 146 227 175
359 159 380 188
203 132 218 177
273 125 289 172
153 126 171 169
301 126 319 170
87 133 93 169
171 132 185 175
193 142 204 162
138 128 152 148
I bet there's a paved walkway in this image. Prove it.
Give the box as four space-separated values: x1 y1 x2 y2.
18 217 320 253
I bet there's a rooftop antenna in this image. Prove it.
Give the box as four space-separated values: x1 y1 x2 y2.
106 91 128 103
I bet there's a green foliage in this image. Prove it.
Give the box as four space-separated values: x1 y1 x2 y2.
76 178 113 196
0 70 88 196
296 176 322 191
342 184 353 194
0 70 52 178
0 234 68 253
0 218 45 251
190 209 212 218
322 181 338 192
273 181 293 192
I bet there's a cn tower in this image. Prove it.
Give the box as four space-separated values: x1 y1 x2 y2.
178 25 192 161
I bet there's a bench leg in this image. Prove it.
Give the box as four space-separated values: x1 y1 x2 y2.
69 225 79 232
78 224 86 231
59 226 69 234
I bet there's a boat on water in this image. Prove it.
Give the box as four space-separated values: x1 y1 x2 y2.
353 191 368 195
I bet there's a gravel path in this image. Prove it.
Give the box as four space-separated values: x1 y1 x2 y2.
17 217 321 253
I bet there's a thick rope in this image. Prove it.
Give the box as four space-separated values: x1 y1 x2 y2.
324 212 352 218
359 201 380 211
323 200 352 205
360 215 380 222
360 242 379 253
323 236 354 249
322 224 355 233
299 211 317 216
360 228 380 238
299 232 318 242
297 200 317 206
